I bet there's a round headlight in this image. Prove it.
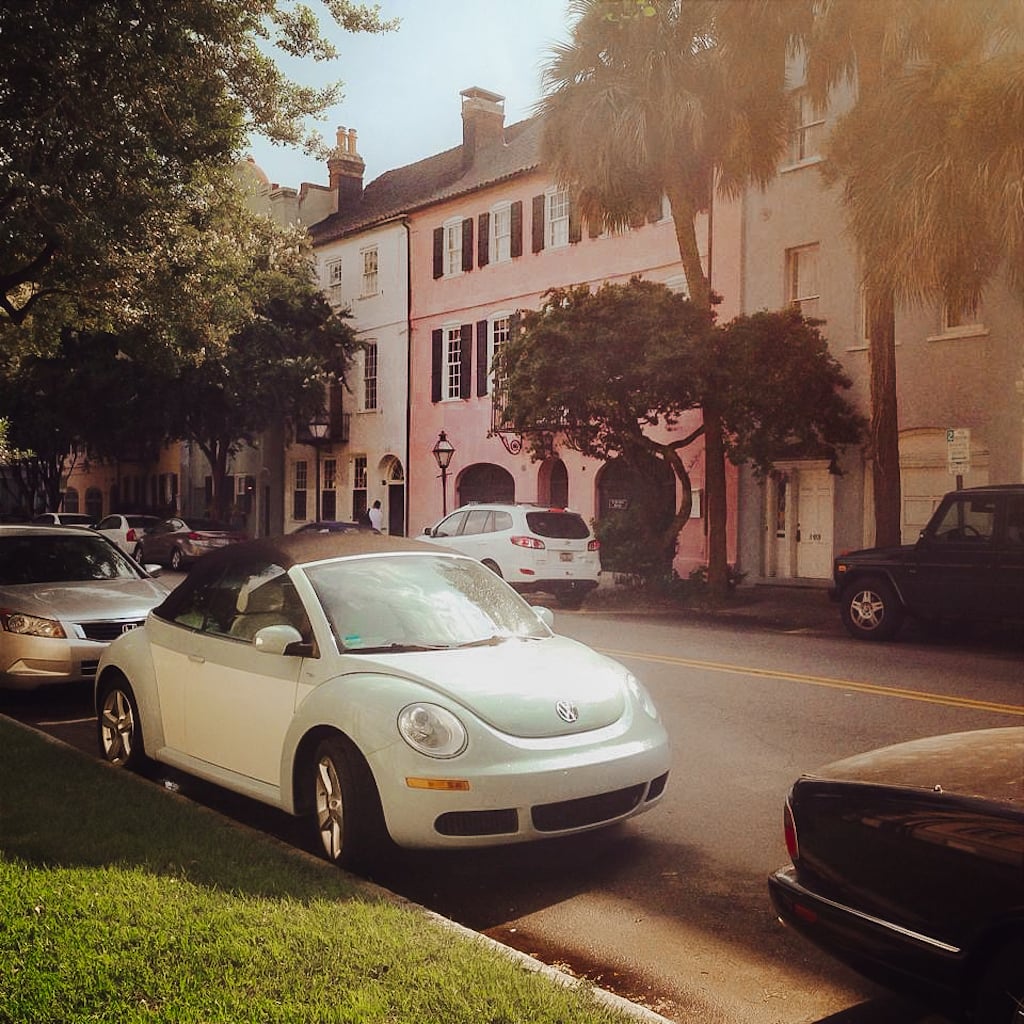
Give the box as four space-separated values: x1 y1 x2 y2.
626 673 659 720
397 703 468 759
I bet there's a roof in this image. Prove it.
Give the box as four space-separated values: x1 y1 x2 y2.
309 115 542 244
187 530 434 575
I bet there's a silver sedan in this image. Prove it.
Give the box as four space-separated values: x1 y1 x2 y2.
0 526 168 691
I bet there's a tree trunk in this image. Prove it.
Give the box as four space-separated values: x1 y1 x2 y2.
867 287 902 547
665 182 729 593
702 404 729 600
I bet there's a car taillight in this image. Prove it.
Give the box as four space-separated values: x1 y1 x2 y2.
188 532 201 541
511 535 545 550
126 528 137 542
588 539 600 551
783 800 799 862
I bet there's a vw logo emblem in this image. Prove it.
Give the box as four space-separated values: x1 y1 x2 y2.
555 700 579 724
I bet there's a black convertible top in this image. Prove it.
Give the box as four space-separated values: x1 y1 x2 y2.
152 530 456 623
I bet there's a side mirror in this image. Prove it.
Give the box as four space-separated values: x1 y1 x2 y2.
533 606 555 629
422 526 433 536
254 624 305 656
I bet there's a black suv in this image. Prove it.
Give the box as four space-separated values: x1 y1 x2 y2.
832 485 1024 640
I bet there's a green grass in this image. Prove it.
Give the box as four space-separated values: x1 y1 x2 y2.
0 719 641 1024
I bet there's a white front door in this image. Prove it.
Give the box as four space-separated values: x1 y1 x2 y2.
795 467 834 579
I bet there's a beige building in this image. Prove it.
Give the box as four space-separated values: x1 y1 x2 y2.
737 78 1024 581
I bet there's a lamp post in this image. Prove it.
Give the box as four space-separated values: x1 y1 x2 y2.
307 411 330 523
431 430 455 516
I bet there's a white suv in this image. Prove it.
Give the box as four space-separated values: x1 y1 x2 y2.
421 503 601 608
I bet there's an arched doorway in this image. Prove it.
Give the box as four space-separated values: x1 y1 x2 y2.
457 463 515 506
380 456 406 536
538 458 569 508
596 455 675 522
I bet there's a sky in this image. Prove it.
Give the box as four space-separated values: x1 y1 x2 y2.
247 0 575 189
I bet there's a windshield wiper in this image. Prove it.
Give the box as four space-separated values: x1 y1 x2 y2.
346 642 450 654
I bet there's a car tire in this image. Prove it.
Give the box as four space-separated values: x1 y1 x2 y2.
132 544 145 562
97 677 148 770
840 577 904 641
481 560 503 578
974 938 1024 1024
311 735 391 871
170 548 184 571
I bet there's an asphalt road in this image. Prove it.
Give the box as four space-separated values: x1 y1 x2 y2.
4 594 1022 1024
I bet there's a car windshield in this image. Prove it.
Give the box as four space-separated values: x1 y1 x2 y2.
303 553 551 653
0 534 143 584
186 519 233 533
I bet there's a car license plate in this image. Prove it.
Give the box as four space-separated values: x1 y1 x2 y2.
560 552 573 562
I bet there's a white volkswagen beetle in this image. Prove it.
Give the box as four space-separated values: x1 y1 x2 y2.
95 532 669 869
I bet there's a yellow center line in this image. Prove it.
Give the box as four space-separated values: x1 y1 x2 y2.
598 648 1024 717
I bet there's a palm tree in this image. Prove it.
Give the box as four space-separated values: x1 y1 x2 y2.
804 0 1024 546
539 0 808 595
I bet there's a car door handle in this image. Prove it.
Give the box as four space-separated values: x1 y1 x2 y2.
187 654 205 665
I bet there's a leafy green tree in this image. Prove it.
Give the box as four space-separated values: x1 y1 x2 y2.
539 0 809 595
803 0 1023 545
163 212 361 521
496 280 863 582
0 0 396 330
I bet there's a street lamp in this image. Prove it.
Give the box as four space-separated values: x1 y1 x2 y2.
431 430 455 516
307 410 330 523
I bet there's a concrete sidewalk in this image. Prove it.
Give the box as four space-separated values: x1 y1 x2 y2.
584 576 840 634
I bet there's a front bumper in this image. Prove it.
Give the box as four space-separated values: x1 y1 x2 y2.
370 724 670 850
0 634 105 690
768 866 963 1009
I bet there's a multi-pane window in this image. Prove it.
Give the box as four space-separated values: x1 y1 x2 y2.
547 189 570 248
444 219 463 277
492 203 511 263
787 92 825 165
445 325 462 399
324 258 343 304
293 461 308 521
942 297 981 333
363 341 378 410
352 456 367 522
360 247 378 296
490 316 510 395
322 458 337 521
785 244 820 318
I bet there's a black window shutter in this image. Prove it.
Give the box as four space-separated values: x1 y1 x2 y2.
476 320 489 397
569 201 582 244
510 200 523 257
532 194 545 253
431 329 443 402
432 227 444 279
459 324 473 399
477 212 490 267
461 218 474 272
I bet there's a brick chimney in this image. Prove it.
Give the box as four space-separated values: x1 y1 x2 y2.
460 87 505 170
327 127 364 210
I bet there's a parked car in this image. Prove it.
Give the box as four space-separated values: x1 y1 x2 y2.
31 512 95 528
420 502 601 608
832 485 1024 640
0 526 168 691
769 728 1024 1024
132 516 246 570
95 514 161 555
95 532 669 869
292 521 367 535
